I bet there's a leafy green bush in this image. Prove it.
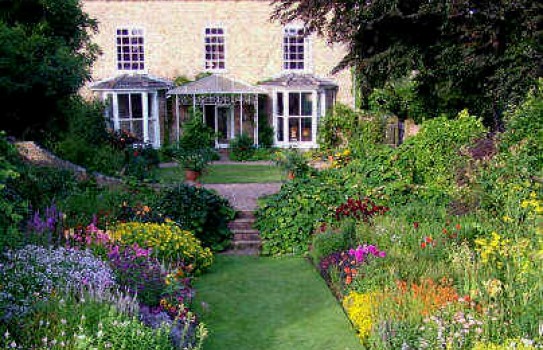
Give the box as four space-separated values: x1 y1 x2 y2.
367 77 426 123
258 113 274 148
318 103 385 157
52 97 126 176
256 171 357 255
0 132 25 250
156 184 235 251
125 144 160 180
229 134 255 161
11 165 78 211
179 108 215 150
394 110 486 192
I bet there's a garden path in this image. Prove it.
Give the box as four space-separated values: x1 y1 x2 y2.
202 182 281 211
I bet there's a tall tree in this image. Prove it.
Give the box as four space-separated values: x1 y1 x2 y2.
0 0 98 139
272 0 542 127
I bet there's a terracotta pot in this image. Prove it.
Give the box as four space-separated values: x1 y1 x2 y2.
185 169 201 182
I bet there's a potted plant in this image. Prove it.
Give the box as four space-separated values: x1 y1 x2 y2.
173 148 212 182
275 149 310 179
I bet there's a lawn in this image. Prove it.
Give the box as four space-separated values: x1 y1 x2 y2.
157 164 284 184
193 256 362 350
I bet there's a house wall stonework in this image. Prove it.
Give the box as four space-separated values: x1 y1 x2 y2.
83 0 354 107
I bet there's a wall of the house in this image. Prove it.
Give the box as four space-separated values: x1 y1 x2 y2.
82 0 354 107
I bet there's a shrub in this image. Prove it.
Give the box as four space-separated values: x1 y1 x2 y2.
0 132 25 250
11 165 78 211
157 184 235 251
125 144 160 180
393 110 486 193
256 171 356 255
110 222 214 272
229 134 255 161
179 108 215 150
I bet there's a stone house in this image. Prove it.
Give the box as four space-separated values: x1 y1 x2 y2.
83 0 354 149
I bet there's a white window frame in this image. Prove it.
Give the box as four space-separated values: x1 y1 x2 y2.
115 27 146 73
110 91 161 148
282 26 312 73
273 89 318 148
204 25 227 72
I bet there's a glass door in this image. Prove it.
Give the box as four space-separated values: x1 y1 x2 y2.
217 106 230 148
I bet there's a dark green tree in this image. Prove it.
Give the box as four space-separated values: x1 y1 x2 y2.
0 0 99 139
272 0 541 127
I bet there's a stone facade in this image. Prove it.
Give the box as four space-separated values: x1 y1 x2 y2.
82 0 354 107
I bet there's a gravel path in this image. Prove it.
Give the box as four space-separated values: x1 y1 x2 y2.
203 183 282 211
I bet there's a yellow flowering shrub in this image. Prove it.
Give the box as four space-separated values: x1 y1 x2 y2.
472 339 538 350
342 291 379 341
475 232 532 275
111 222 213 272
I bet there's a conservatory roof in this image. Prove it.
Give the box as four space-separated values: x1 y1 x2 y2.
167 74 266 95
258 73 338 89
90 74 173 91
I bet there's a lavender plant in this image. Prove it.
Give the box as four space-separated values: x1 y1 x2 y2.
0 245 115 321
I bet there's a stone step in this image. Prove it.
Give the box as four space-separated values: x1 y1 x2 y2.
220 248 260 256
232 240 262 250
237 210 256 219
228 219 255 230
234 232 261 241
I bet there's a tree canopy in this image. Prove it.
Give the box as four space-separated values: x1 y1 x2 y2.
272 0 542 126
0 0 98 139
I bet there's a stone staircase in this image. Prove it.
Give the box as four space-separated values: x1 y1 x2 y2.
225 211 261 255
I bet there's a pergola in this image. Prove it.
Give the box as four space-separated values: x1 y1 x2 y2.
167 74 267 147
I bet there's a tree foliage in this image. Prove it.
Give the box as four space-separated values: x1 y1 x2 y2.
0 0 98 139
272 0 542 127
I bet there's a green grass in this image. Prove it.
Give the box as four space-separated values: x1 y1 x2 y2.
193 256 362 350
157 164 283 184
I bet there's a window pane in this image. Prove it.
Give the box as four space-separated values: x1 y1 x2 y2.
289 93 300 116
131 120 144 140
277 117 284 142
277 93 283 116
118 94 130 119
131 94 143 119
301 117 312 141
289 118 299 142
116 28 144 71
301 93 312 116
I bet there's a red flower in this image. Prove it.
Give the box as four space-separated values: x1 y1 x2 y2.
455 223 461 231
442 228 448 234
413 222 419 229
421 242 427 249
425 236 433 243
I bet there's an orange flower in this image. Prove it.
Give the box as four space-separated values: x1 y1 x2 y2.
455 223 461 230
421 242 427 249
345 276 352 285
